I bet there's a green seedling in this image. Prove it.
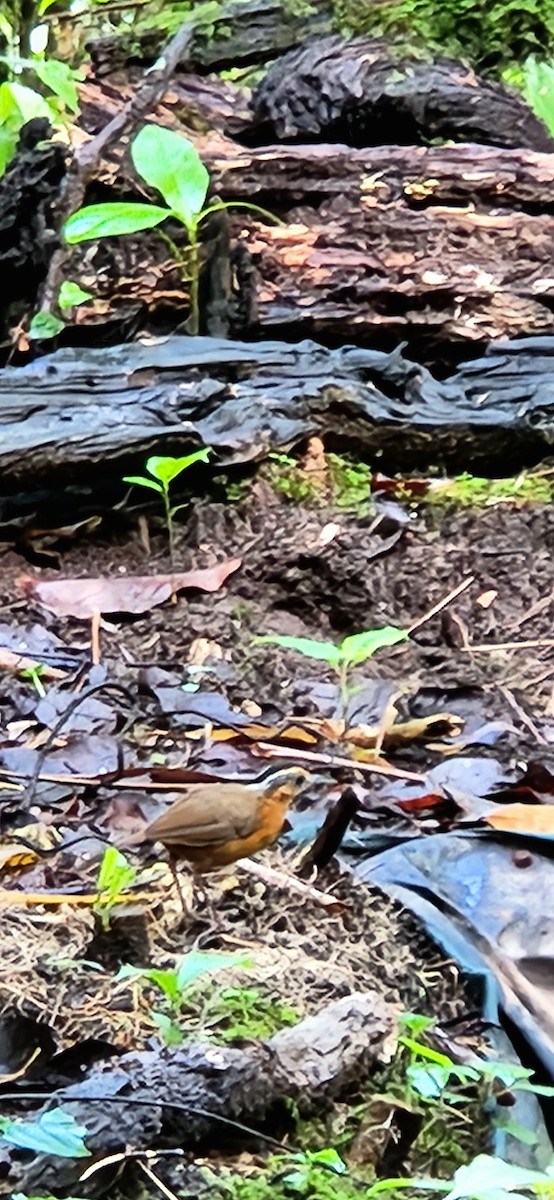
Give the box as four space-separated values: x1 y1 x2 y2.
398 1012 554 1110
123 448 211 567
116 950 253 1045
19 663 47 697
256 627 409 720
64 123 280 334
93 847 138 931
58 280 93 311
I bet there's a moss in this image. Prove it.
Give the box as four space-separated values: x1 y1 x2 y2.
332 0 554 73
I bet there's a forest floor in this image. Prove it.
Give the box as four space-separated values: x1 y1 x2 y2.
0 462 553 1196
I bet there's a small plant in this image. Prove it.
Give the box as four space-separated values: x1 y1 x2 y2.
123 448 211 567
19 662 47 697
64 123 280 334
93 847 138 931
256 627 409 719
117 950 252 1045
0 57 81 178
425 469 553 509
327 453 373 514
191 985 300 1043
265 452 325 505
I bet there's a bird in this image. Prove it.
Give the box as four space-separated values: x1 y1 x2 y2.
143 765 312 911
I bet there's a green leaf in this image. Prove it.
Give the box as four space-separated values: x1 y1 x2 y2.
131 124 210 229
176 950 250 992
151 1010 184 1046
145 449 211 486
524 57 554 137
59 280 92 310
446 1155 554 1200
339 626 408 664
29 312 65 340
0 1108 91 1157
33 59 80 112
0 80 51 123
96 847 137 896
122 475 164 495
64 202 170 243
254 635 342 667
305 1148 346 1174
0 126 17 176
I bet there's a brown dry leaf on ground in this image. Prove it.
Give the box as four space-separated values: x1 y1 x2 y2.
16 559 242 618
484 803 554 835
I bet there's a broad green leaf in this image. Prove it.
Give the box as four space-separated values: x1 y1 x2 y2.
0 1108 90 1157
339 626 408 665
255 635 342 667
59 280 92 309
29 312 65 340
176 950 251 992
122 475 164 494
64 202 170 243
447 1155 554 1200
114 964 180 1005
145 449 211 486
524 57 554 137
0 80 51 124
131 124 209 229
305 1148 346 1174
33 59 81 112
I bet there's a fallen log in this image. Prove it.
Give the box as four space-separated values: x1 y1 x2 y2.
249 36 554 150
6 991 395 1195
0 334 553 488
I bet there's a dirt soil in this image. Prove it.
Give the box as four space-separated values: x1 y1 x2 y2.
0 479 552 1194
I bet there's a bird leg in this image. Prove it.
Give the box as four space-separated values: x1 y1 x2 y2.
168 854 190 916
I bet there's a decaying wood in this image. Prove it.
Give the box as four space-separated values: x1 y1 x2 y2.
55 87 554 346
8 991 396 1194
85 0 334 78
208 141 554 345
250 36 554 151
0 334 553 487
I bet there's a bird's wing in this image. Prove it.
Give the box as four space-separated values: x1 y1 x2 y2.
145 786 262 847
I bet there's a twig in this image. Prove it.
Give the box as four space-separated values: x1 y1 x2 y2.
138 1159 181 1200
239 858 343 911
498 686 548 745
39 19 195 313
407 576 474 634
461 639 554 653
252 742 424 780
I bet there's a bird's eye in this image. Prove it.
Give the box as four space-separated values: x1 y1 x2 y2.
296 772 308 787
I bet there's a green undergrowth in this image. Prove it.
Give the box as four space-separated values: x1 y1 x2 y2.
332 0 554 72
423 468 554 508
181 984 301 1043
262 451 373 514
224 453 553 514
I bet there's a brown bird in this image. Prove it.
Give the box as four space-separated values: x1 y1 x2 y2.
143 765 312 909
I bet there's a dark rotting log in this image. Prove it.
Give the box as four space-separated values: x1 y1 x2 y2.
249 36 554 151
0 334 552 488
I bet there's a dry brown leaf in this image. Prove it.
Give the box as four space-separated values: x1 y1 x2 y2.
485 804 554 835
17 559 241 618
